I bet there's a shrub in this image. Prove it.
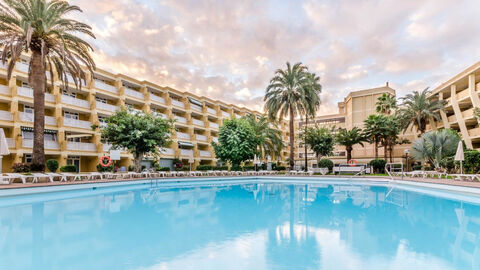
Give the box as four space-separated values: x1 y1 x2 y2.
214 166 228 171
231 164 242 171
243 165 255 171
128 165 135 172
157 166 170 171
196 165 213 171
12 163 31 173
60 165 77 172
46 159 59 172
369 159 387 173
318 159 334 172
412 163 422 171
96 163 114 172
464 150 480 174
175 166 190 171
275 166 286 171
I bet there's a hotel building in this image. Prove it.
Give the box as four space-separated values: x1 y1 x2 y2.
0 56 290 172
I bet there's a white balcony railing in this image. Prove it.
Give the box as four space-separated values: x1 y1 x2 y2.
210 122 219 129
96 102 118 112
200 150 211 157
207 107 217 115
150 94 166 104
212 137 218 143
0 84 10 95
125 88 144 100
161 148 175 156
45 116 57 126
153 112 168 119
180 149 193 156
45 93 55 102
221 111 230 118
18 86 33 98
6 138 15 148
17 62 29 73
177 132 190 140
235 114 241 119
196 134 207 141
22 139 59 150
174 115 187 124
63 118 92 129
191 104 203 112
67 142 96 151
19 113 57 125
0 110 13 121
103 143 112 151
62 95 90 109
193 119 204 127
171 99 185 108
95 80 118 93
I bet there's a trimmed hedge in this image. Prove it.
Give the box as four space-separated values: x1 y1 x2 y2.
12 163 31 173
318 159 334 172
196 165 213 171
275 166 286 171
369 159 387 173
243 165 255 171
157 166 170 171
46 159 59 172
464 150 480 174
60 165 77 172
214 166 228 171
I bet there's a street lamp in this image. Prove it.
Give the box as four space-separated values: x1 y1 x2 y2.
404 149 410 172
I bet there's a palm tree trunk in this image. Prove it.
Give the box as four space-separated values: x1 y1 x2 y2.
304 116 308 172
374 139 378 159
346 146 352 162
31 50 46 170
289 107 295 170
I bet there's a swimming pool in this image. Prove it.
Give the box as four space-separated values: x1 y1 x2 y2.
0 178 479 270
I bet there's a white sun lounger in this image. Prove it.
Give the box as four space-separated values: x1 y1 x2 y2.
6 173 31 184
451 174 480 181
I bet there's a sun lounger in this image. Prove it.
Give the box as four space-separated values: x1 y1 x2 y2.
451 174 480 181
31 173 53 183
45 172 67 182
404 171 424 178
0 174 21 184
319 168 329 175
6 173 31 184
88 172 103 180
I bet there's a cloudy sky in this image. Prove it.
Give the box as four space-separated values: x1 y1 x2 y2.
70 0 480 114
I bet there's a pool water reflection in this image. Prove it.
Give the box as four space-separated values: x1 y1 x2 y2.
0 181 479 269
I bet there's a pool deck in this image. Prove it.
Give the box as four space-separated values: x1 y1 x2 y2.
1 175 480 190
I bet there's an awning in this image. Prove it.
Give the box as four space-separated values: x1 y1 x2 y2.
21 126 57 134
178 141 194 148
66 134 93 139
188 98 203 107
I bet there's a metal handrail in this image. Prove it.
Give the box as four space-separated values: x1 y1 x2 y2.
385 163 403 180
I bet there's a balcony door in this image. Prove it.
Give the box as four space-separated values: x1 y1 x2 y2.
67 156 80 172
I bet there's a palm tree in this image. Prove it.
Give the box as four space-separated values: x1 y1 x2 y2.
264 62 310 169
301 72 322 171
0 0 95 169
335 127 365 162
376 93 397 114
396 88 445 135
244 114 284 160
363 114 388 159
411 129 460 169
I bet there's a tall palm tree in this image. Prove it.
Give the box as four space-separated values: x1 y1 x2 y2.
363 114 388 159
335 127 365 162
0 0 96 169
301 72 321 171
376 93 397 114
264 62 310 169
396 88 445 135
244 114 284 160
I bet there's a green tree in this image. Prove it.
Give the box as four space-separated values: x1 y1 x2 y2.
244 114 283 160
264 62 313 169
335 127 366 161
99 109 174 172
363 114 388 159
303 126 334 162
411 129 460 169
212 118 257 167
376 93 397 114
382 115 410 162
301 72 322 170
0 0 95 169
396 88 445 134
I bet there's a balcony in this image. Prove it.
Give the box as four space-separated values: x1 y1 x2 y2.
22 139 60 150
96 102 118 112
209 122 219 129
447 114 456 123
456 89 470 101
125 88 144 100
180 149 194 157
19 113 57 125
63 118 92 129
207 107 217 115
0 84 10 95
6 138 15 148
0 110 13 121
150 94 166 104
67 142 96 151
221 111 230 118
153 112 168 119
171 99 185 108
95 80 117 94
18 86 33 98
196 134 207 141
191 104 203 112
468 127 480 138
45 93 55 103
462 108 474 119
177 132 190 140
174 115 187 124
17 62 29 73
62 95 90 109
161 148 175 156
199 150 211 157
193 118 205 127
235 114 242 119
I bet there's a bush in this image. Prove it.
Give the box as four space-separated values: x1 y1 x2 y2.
12 163 31 173
196 165 213 171
369 159 387 173
318 159 334 172
275 166 286 171
96 163 114 172
243 165 255 171
464 150 480 174
175 166 190 171
46 159 59 172
157 166 170 171
214 166 228 171
231 164 242 171
412 164 422 170
60 165 77 172
128 165 135 172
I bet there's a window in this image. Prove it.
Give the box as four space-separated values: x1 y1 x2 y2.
64 112 79 120
21 81 32 89
24 105 33 114
44 133 57 142
66 133 80 142
62 90 76 98
96 97 107 104
24 154 32 163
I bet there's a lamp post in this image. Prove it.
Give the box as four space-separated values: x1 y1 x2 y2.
404 149 409 172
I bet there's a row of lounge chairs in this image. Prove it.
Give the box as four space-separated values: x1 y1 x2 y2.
390 170 480 182
285 170 315 176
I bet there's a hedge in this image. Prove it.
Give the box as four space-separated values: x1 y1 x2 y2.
60 165 77 172
318 159 334 172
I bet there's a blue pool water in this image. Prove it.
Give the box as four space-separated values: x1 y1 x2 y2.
0 179 479 270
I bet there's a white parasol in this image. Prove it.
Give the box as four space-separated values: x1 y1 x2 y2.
454 141 464 174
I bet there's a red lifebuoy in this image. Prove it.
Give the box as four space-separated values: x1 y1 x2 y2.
347 159 357 167
100 156 112 167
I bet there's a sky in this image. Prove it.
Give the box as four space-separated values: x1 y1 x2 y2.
70 0 480 114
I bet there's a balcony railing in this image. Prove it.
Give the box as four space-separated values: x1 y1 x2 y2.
17 62 29 73
207 107 217 115
19 113 57 125
235 114 241 119
18 86 33 98
23 139 59 150
67 142 96 151
174 115 187 124
171 99 185 108
177 132 190 140
0 84 10 95
0 110 13 121
95 80 118 93
62 95 90 109
199 150 211 157
63 118 92 129
161 148 175 155
97 102 118 112
180 149 193 156
193 119 205 127
209 122 219 129
196 134 207 141
45 93 55 103
191 104 203 112
153 112 168 119
125 88 144 100
6 138 15 148
221 111 230 118
150 94 166 104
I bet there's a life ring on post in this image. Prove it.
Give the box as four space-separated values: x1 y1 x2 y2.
100 156 112 167
347 159 357 167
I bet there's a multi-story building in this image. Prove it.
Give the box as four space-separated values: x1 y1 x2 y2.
0 56 290 172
